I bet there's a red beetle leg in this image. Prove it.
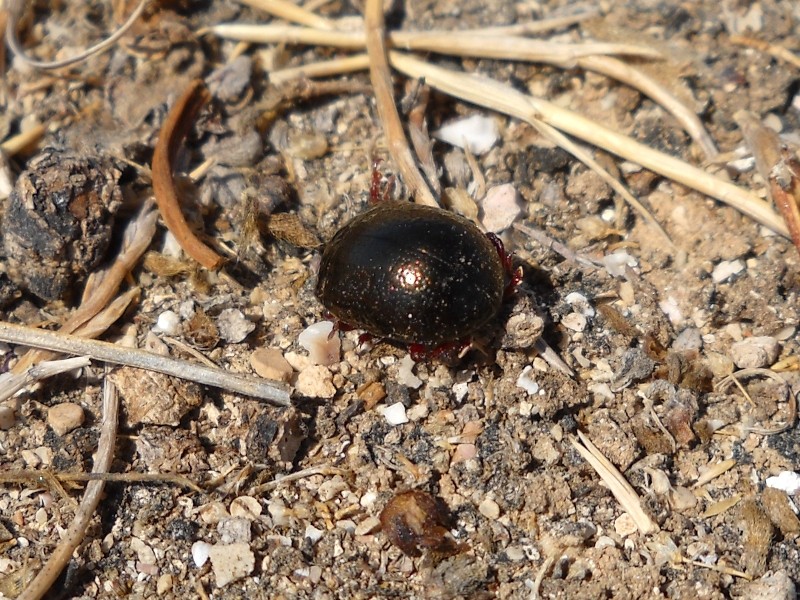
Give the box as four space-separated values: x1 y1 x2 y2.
409 339 471 363
485 232 522 298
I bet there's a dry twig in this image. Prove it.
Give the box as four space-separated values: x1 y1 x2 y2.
364 0 436 206
0 322 291 406
18 379 119 600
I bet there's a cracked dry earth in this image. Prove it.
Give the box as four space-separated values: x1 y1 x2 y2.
1 0 800 599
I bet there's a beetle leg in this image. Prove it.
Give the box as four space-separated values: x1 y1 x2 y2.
485 232 523 297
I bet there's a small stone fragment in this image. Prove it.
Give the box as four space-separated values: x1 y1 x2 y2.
381 402 409 426
766 471 800 495
154 310 180 335
355 516 381 536
397 354 422 388
433 114 499 155
480 184 521 233
298 321 340 366
730 336 780 369
295 365 336 398
613 513 638 537
304 524 324 544
712 259 745 283
562 312 587 332
229 496 262 520
478 498 501 520
218 518 252 544
216 309 255 343
191 541 211 567
739 570 796 600
208 542 255 587
156 573 173 595
47 403 85 436
357 381 386 409
250 347 293 382
0 404 15 430
516 366 539 395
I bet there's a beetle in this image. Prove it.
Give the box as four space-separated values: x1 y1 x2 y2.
315 199 520 360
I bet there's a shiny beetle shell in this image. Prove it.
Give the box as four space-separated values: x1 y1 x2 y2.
315 201 505 346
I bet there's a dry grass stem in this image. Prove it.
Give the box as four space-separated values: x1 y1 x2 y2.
570 431 658 535
237 0 335 30
251 466 347 494
387 52 788 237
18 380 118 600
513 223 603 269
716 368 796 435
210 23 662 62
5 0 148 70
576 55 718 160
152 79 225 270
730 34 800 70
269 53 370 84
0 356 91 403
0 322 291 406
0 124 46 155
476 10 599 36
0 470 203 493
364 0 436 206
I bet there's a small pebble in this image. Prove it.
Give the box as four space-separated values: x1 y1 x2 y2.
766 471 800 495
156 573 173 595
0 404 15 430
480 183 521 233
250 347 293 382
672 327 703 351
397 354 422 388
295 365 336 398
505 546 525 561
47 403 84 436
730 336 780 369
433 114 499 155
381 402 409 426
304 524 324 544
516 366 539 395
208 542 255 587
230 496 262 520
478 498 501 520
712 259 745 283
595 536 617 550
217 518 252 544
603 251 637 278
154 310 180 335
613 513 638 537
562 312 587 332
565 292 595 317
130 537 156 566
355 516 381 536
298 321 340 366
191 541 212 567
216 309 255 343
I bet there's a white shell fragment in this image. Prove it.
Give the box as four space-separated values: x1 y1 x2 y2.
298 321 341 366
380 402 409 426
155 310 180 335
516 366 539 395
481 184 522 233
766 471 800 495
398 354 423 389
191 541 212 567
602 251 638 278
712 259 745 283
433 114 499 155
729 336 780 369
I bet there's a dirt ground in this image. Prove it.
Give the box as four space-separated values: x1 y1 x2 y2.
1 0 800 598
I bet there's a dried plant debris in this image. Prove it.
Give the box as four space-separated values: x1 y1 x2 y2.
2 149 123 301
379 490 469 558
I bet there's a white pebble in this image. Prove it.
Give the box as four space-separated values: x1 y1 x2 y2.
766 471 800 495
712 259 745 283
480 184 521 233
191 541 212 567
208 542 255 587
478 498 501 520
155 310 180 335
304 524 324 544
217 309 255 343
614 513 638 537
602 251 638 278
730 336 780 369
295 365 336 398
516 366 539 396
398 354 422 389
565 292 595 317
433 114 499 155
562 312 587 332
380 402 409 425
298 321 341 366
